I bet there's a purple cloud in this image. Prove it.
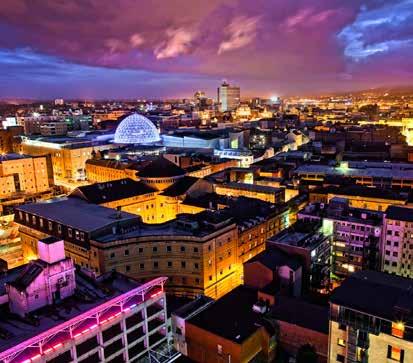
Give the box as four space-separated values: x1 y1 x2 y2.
0 0 412 98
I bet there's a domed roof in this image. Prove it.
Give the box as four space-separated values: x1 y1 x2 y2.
114 113 160 144
138 157 186 178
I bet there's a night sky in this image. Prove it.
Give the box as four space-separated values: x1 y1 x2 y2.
0 0 412 99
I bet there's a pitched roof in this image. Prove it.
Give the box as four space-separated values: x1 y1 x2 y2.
71 178 156 204
138 157 186 178
161 176 200 197
9 260 46 290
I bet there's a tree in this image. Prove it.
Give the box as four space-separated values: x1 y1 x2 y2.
296 344 318 363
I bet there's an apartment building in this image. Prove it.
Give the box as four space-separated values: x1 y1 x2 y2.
382 205 413 278
299 198 383 279
329 271 413 363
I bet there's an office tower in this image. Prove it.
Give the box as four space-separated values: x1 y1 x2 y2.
217 82 240 112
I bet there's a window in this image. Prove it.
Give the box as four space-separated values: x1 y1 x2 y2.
217 344 223 355
336 354 345 363
138 247 143 253
110 252 115 258
153 261 159 269
48 221 53 231
125 265 131 272
167 261 172 268
180 246 186 252
387 345 404 362
194 263 199 269
68 228 72 238
193 247 198 253
392 322 405 339
181 261 186 268
337 338 346 347
209 275 212 281
153 246 158 252
124 249 129 256
57 224 62 234
139 263 144 270
167 245 172 252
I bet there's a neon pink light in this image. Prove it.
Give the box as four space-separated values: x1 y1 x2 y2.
44 348 53 354
31 354 41 360
150 290 163 298
52 343 62 349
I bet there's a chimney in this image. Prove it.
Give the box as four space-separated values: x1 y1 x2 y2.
38 237 65 264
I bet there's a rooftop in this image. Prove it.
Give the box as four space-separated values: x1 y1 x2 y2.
247 245 302 271
385 205 413 222
138 157 186 178
310 185 409 202
94 210 235 243
70 178 157 204
299 200 383 226
330 270 413 324
270 296 329 334
218 182 283 194
188 286 273 343
16 197 139 233
0 269 141 354
161 176 200 197
295 163 413 179
269 220 327 249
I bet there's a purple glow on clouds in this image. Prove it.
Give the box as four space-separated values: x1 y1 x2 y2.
0 0 412 99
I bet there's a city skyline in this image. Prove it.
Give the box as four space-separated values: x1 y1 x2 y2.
0 0 412 99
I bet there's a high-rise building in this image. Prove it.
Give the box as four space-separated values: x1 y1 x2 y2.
329 271 413 363
382 205 413 277
217 82 240 112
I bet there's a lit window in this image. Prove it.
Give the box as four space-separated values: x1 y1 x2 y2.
337 338 346 347
387 346 404 362
217 344 223 355
392 322 405 338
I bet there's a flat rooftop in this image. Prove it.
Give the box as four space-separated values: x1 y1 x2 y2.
311 185 409 202
269 221 327 249
330 270 413 324
95 210 235 243
16 197 139 232
218 182 283 194
0 270 140 354
271 296 329 334
0 153 34 161
188 286 273 343
295 164 413 179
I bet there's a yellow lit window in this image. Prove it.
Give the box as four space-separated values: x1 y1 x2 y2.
337 338 346 347
388 346 403 362
392 322 405 338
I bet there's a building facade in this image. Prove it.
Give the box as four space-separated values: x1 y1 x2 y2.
329 271 413 363
218 82 240 112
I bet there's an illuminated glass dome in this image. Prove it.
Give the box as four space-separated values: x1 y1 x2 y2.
114 113 160 144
